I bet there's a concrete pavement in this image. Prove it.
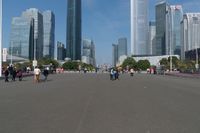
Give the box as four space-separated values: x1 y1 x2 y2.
0 73 200 133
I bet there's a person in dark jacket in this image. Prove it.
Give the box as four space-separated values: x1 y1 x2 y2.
4 68 9 82
43 68 49 81
12 68 17 81
17 69 23 81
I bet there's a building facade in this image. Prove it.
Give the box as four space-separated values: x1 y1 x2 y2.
9 17 34 60
148 21 156 55
131 0 148 55
43 11 55 59
112 44 118 67
0 0 2 77
22 8 44 59
155 1 168 55
181 13 200 59
82 39 96 66
66 0 82 61
57 41 66 61
166 5 183 56
118 38 128 58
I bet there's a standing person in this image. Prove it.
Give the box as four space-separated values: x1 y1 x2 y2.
43 68 49 81
8 65 13 80
34 66 41 83
115 69 119 80
4 68 9 82
110 68 114 80
12 68 17 81
17 69 23 81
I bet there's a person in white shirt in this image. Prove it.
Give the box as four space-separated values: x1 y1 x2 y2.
34 66 41 82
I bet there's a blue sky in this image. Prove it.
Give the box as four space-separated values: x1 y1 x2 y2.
2 0 200 64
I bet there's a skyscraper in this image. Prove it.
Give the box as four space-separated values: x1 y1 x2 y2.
148 21 156 55
9 17 34 60
66 0 82 61
22 8 43 59
118 38 128 58
82 39 96 66
131 0 148 55
112 44 118 67
166 5 183 56
43 11 55 59
155 1 168 55
57 41 66 61
181 13 200 59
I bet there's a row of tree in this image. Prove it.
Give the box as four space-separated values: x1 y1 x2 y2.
2 57 95 71
121 57 151 71
121 56 199 72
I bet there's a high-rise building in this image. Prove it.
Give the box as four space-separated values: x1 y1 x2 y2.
148 21 156 55
131 0 148 55
82 39 96 66
57 41 66 61
166 5 183 56
43 11 55 59
112 44 118 67
155 1 168 55
22 8 43 59
9 17 34 60
66 0 82 61
118 38 128 58
181 13 200 59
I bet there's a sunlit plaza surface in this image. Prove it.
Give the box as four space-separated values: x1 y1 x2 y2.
0 73 200 133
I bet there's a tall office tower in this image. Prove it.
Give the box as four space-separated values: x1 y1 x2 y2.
82 39 96 66
112 44 118 67
57 41 66 61
43 11 55 59
9 17 34 60
166 5 183 56
131 0 148 55
155 1 168 55
22 8 43 59
181 13 200 59
66 0 82 61
118 38 128 58
0 0 2 77
148 21 156 55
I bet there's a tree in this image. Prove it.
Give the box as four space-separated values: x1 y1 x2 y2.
137 60 151 71
37 58 59 68
160 58 169 67
121 57 137 69
62 61 79 70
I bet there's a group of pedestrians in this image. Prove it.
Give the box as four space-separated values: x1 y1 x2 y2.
34 66 49 83
4 65 22 82
110 68 119 80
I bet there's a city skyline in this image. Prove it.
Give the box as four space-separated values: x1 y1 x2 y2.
2 0 200 64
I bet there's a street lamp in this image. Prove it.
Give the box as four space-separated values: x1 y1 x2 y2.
0 0 2 77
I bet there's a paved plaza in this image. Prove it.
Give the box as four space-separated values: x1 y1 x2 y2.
0 73 200 133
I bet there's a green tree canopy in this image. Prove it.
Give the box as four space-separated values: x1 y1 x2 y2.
122 57 137 69
137 60 151 71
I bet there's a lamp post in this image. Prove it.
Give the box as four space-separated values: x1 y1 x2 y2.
0 0 2 77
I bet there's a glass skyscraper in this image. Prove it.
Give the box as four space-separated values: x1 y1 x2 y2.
9 17 34 60
181 13 200 59
57 41 66 61
166 5 183 56
66 0 82 61
43 11 55 59
82 39 96 66
22 8 43 59
131 0 148 55
148 21 156 55
112 44 118 67
118 38 128 58
155 1 168 55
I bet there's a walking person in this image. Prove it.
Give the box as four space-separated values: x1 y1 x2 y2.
4 68 9 82
43 68 49 81
110 68 114 80
34 66 41 83
12 68 17 81
17 69 23 81
130 68 134 77
115 69 119 80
